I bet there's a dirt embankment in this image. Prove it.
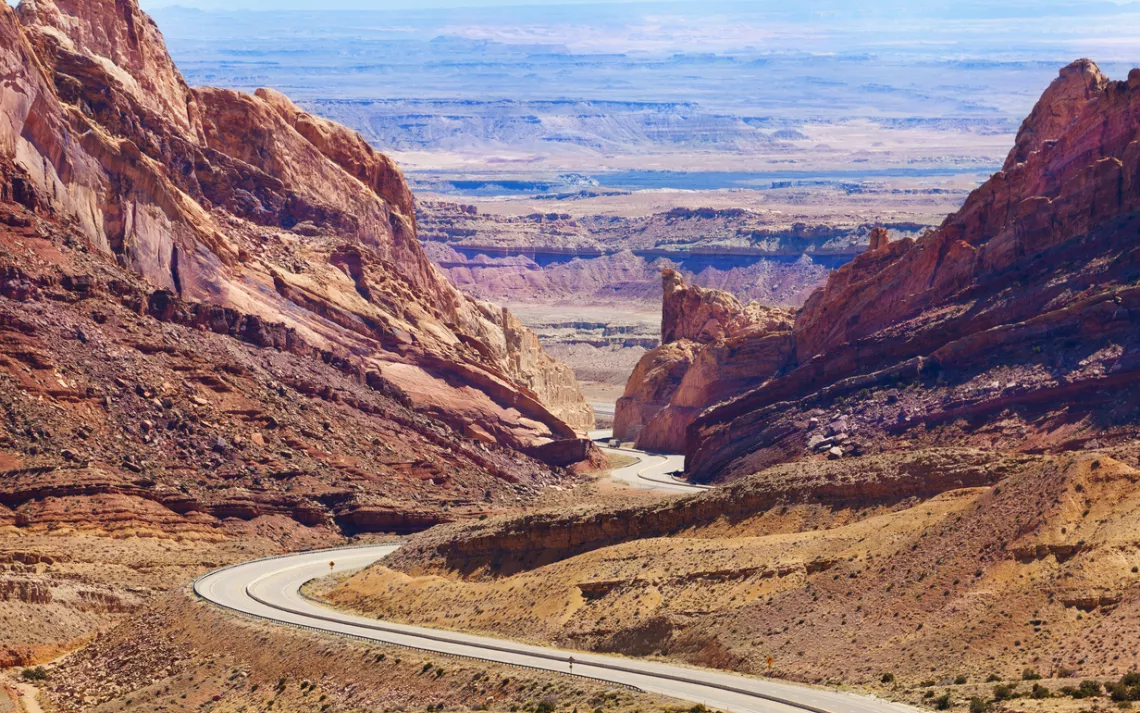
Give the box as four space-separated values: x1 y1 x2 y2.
0 530 324 668
385 448 1031 578
325 450 1140 692
35 592 673 713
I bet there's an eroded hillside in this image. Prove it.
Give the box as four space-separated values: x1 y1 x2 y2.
323 449 1140 689
320 60 1140 709
0 0 607 543
688 61 1140 482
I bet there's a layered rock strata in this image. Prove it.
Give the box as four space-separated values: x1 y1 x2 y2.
0 0 598 534
613 270 793 450
686 60 1140 481
1 0 592 440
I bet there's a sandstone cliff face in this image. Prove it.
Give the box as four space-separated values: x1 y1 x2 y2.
687 60 1140 483
612 339 700 444
0 0 597 534
613 270 792 450
660 268 785 343
0 0 592 450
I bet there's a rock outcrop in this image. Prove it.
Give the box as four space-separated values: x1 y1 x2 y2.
613 270 793 450
2 0 593 443
385 447 1030 578
686 59 1140 482
612 340 701 444
0 0 599 534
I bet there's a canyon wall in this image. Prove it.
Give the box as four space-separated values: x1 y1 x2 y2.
1 0 592 440
683 60 1140 482
0 0 599 536
613 270 793 450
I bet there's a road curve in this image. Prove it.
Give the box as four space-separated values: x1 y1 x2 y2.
195 546 918 713
589 428 708 494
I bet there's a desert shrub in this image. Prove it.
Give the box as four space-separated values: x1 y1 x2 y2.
881 673 895 684
969 698 989 713
986 674 1002 683
1023 669 1042 681
955 675 968 685
933 693 952 710
1124 673 1140 687
535 702 555 713
921 680 937 688
1108 682 1140 702
992 684 1017 701
1031 684 1051 699
1070 680 1103 699
21 667 48 681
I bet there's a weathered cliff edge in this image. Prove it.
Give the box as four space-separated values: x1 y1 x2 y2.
0 0 604 536
684 60 1140 482
613 269 792 451
386 447 1032 577
0 0 592 446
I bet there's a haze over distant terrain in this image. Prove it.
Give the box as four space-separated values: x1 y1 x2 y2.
149 0 1140 192
136 0 1140 407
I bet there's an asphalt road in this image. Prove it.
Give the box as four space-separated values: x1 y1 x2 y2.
195 546 919 713
589 428 707 494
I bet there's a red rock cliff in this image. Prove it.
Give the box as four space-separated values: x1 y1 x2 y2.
0 0 594 480
614 270 793 451
687 60 1140 482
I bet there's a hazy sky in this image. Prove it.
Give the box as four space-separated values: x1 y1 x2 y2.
137 0 666 8
127 0 1140 11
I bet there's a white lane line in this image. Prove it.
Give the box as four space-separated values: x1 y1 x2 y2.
195 547 921 713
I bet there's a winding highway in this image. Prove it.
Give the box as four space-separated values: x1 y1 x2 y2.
193 433 910 713
195 546 918 713
589 428 708 494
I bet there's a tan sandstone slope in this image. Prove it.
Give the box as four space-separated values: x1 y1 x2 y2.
0 0 594 444
327 449 1140 693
